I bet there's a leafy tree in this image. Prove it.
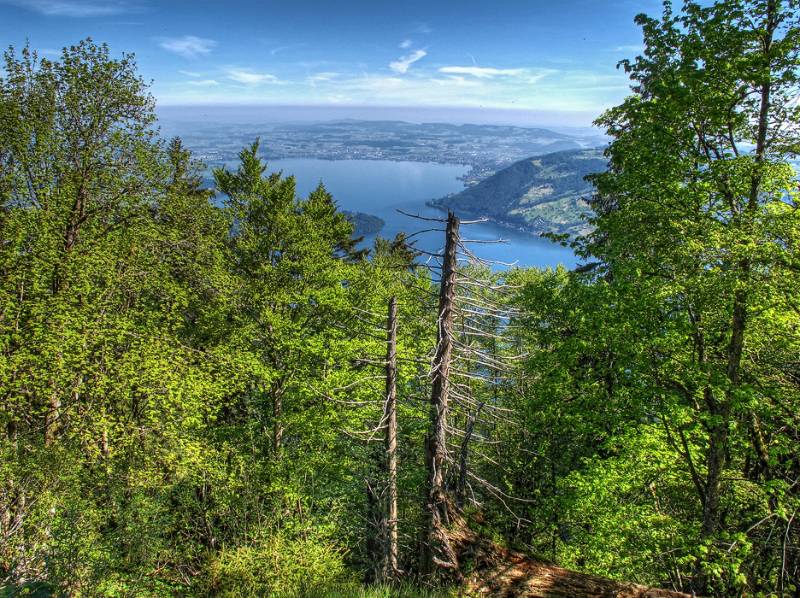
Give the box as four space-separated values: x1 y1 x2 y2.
0 40 233 593
578 0 800 593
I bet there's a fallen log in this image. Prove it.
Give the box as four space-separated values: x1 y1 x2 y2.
447 515 693 598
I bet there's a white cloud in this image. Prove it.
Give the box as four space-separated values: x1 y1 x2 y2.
313 73 491 106
308 72 340 87
179 70 202 77
226 68 280 85
437 75 484 88
389 49 427 74
438 66 526 79
438 65 557 85
399 39 413 49
158 66 623 112
186 79 219 87
160 36 216 59
0 0 141 16
290 64 610 111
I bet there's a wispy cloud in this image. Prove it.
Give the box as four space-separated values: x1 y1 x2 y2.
284 63 613 111
308 72 340 87
270 43 306 56
439 66 525 79
160 65 627 113
439 65 557 85
160 35 216 58
0 0 142 17
307 73 495 108
178 70 202 78
399 39 413 49
226 68 280 85
186 79 219 87
389 49 427 74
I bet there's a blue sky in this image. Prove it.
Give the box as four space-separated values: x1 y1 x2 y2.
0 0 662 124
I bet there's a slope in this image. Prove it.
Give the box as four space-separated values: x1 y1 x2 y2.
431 149 606 237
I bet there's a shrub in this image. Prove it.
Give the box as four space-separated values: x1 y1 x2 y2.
201 532 354 596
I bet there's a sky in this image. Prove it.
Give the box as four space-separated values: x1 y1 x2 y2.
0 0 663 126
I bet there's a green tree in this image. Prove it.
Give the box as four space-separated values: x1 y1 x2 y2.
0 40 234 593
582 0 800 593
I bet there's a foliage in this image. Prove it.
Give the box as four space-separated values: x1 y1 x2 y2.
201 530 353 596
503 1 800 595
2 2 800 594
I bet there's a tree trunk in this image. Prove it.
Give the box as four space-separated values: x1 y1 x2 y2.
422 211 460 579
382 296 400 580
701 391 729 538
273 392 283 457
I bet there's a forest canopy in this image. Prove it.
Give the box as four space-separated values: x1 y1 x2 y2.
1 0 800 596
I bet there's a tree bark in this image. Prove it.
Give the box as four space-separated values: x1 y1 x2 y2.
422 211 460 578
382 296 400 580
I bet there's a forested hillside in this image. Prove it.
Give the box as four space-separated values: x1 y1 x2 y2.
2 1 800 597
431 149 606 237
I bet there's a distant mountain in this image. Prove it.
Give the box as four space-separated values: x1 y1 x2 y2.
431 149 606 237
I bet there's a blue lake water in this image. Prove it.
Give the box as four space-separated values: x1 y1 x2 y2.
213 158 577 270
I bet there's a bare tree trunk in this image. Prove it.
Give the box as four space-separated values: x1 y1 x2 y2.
382 296 400 580
422 211 460 578
273 392 282 457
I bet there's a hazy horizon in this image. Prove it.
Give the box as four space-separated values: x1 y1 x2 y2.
0 0 660 125
155 103 605 130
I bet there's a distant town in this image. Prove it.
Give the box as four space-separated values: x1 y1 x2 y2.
159 118 608 185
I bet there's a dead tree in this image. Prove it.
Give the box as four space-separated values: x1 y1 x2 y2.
399 206 531 583
382 296 400 580
422 211 461 578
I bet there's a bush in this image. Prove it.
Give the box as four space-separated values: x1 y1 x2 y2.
201 532 354 596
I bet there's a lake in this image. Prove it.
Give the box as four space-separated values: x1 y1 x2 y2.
213 158 577 270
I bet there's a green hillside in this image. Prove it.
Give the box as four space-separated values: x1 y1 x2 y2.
432 148 606 236
343 210 385 235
